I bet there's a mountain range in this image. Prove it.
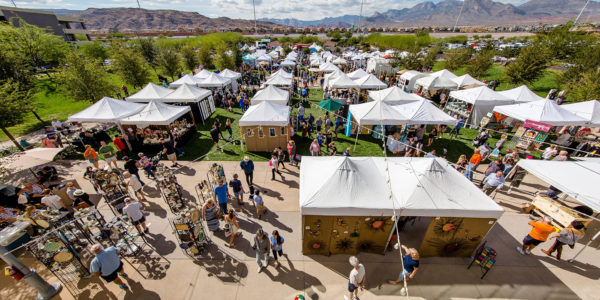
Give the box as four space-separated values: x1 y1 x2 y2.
263 0 600 27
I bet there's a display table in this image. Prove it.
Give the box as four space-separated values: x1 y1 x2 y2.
531 195 592 228
141 127 196 153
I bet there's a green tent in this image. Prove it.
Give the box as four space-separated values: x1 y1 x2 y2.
318 99 343 111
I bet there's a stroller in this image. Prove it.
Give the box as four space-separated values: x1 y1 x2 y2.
36 166 58 184
472 131 490 147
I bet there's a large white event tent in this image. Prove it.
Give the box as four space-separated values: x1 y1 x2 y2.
318 62 341 73
280 59 296 67
239 101 290 127
399 70 426 92
219 69 241 80
264 73 293 88
332 57 347 65
368 86 425 104
451 74 485 89
68 97 145 123
429 69 458 79
193 69 213 80
255 54 273 63
354 74 387 90
493 99 588 126
395 100 456 125
250 85 289 106
328 73 359 90
349 100 408 125
347 68 369 80
562 100 600 126
197 73 231 88
120 100 191 126
415 75 458 91
498 85 545 103
126 83 173 102
449 86 514 126
169 74 200 88
270 69 293 79
162 84 211 103
322 68 344 88
300 156 504 218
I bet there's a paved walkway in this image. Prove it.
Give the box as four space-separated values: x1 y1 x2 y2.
0 160 598 300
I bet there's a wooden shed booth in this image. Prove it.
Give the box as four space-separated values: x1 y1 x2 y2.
299 157 504 257
239 101 291 152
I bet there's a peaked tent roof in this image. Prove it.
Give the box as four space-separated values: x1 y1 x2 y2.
251 85 290 106
300 157 504 218
219 69 241 80
239 101 290 126
318 62 341 73
394 100 457 125
120 100 191 126
162 84 211 103
354 74 387 89
415 76 458 91
169 74 200 88
368 86 425 104
493 99 588 126
270 69 293 79
193 69 213 80
349 101 409 125
197 73 231 88
68 97 146 123
498 85 546 103
429 69 458 79
451 74 485 88
255 54 272 62
264 73 293 87
347 68 369 80
328 73 359 89
449 86 513 105
126 83 173 102
562 100 600 126
332 57 347 65
280 59 296 67
399 70 425 81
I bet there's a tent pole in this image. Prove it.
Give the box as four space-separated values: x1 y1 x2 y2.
239 127 244 152
383 216 400 253
568 229 600 263
353 122 360 151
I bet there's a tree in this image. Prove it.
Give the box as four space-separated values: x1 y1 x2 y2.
0 49 32 88
112 47 152 89
0 81 32 150
566 70 600 102
79 41 110 61
58 52 116 103
180 45 198 72
443 48 472 71
282 45 292 57
136 38 157 67
391 49 422 70
421 46 440 70
505 43 549 84
561 42 600 85
465 50 494 78
213 42 233 70
231 43 243 69
156 46 181 81
198 44 213 69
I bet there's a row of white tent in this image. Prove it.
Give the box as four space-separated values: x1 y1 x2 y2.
169 69 240 89
321 67 388 90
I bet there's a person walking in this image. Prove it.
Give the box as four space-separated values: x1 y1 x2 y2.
122 197 148 234
277 147 286 170
252 190 266 219
89 244 129 290
310 139 320 156
113 135 128 157
482 171 505 195
160 138 179 167
427 126 437 147
465 149 482 181
137 152 156 179
345 256 366 300
229 174 245 205
213 179 230 218
202 199 220 232
270 230 285 268
270 153 283 181
84 145 100 169
210 125 221 150
225 119 233 140
253 229 271 273
449 117 465 139
240 156 254 187
388 245 419 285
124 158 145 186
287 140 297 166
542 221 585 260
123 172 146 202
99 141 118 169
517 217 555 255
224 209 242 248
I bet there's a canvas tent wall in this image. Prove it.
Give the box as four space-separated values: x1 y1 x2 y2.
239 101 291 152
126 83 173 102
366 58 397 74
250 85 290 106
493 99 588 126
399 70 426 92
162 84 214 123
415 76 458 92
448 86 514 126
300 157 503 256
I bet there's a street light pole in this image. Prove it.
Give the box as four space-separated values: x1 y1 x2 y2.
0 246 61 300
252 0 257 35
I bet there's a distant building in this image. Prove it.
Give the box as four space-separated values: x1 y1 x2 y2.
0 6 90 41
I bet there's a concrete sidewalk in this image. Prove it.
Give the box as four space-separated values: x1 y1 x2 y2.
0 160 598 300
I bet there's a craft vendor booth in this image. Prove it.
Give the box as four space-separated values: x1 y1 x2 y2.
239 101 291 152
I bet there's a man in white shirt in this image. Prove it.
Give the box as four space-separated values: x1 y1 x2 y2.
482 171 505 195
345 256 366 300
122 198 148 234
40 189 67 211
51 118 63 131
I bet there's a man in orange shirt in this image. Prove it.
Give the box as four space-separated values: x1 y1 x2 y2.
464 149 482 181
84 144 100 169
517 216 555 255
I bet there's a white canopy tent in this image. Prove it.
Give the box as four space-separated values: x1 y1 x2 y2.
126 83 173 102
120 100 191 126
332 57 347 65
349 101 409 125
318 62 340 73
322 69 344 88
415 76 458 91
498 85 545 103
280 59 296 67
429 69 458 79
347 68 369 80
368 86 426 104
451 74 485 89
270 69 293 79
169 74 200 88
162 84 211 103
219 69 241 80
256 54 273 63
354 74 387 90
399 70 426 92
250 85 290 106
264 73 293 88
449 86 514 126
197 73 232 88
493 99 588 126
562 100 600 127
193 69 213 80
239 101 290 127
365 58 396 74
68 97 146 123
327 73 359 90
395 100 457 125
300 157 504 218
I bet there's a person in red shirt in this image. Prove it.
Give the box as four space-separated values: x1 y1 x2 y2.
517 217 555 255
464 149 482 181
113 135 127 157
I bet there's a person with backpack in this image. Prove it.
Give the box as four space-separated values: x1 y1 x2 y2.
270 230 285 268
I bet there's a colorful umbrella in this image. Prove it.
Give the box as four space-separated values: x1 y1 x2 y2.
318 99 343 111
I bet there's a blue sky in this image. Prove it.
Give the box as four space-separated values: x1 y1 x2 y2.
0 0 532 20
